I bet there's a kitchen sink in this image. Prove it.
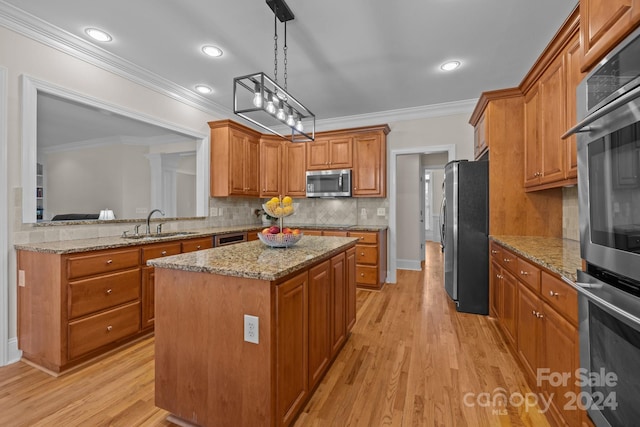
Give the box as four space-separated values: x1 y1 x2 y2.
122 231 198 240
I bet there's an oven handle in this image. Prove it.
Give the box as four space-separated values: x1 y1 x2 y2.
562 84 640 139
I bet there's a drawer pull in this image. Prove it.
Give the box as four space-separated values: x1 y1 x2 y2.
503 258 511 263
161 251 167 256
532 310 536 316
106 325 113 332
196 245 201 249
360 273 365 277
549 291 559 297
360 252 365 256
520 270 529 276
106 259 113 265
491 250 498 254
537 312 544 319
359 237 364 240
106 288 112 295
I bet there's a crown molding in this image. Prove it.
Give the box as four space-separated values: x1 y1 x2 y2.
0 1 231 118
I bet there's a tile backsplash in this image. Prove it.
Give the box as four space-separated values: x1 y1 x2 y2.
562 186 579 241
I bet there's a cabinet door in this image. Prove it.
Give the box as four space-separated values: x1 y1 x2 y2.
284 142 307 197
539 55 566 185
330 252 346 356
244 136 260 196
229 130 247 195
346 247 357 332
306 139 330 170
490 260 502 319
565 34 583 180
541 304 581 427
260 139 282 197
328 137 353 169
308 261 331 390
581 0 640 71
502 270 518 345
141 267 155 330
517 283 540 383
524 89 541 187
276 271 309 427
353 132 385 197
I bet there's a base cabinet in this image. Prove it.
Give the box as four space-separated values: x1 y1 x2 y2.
308 261 331 390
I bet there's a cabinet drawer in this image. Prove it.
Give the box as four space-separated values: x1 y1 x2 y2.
67 248 140 280
323 230 348 237
181 237 213 253
355 245 378 265
68 268 141 319
500 248 518 274
490 241 502 261
516 258 541 292
142 242 182 263
302 229 323 236
349 231 377 244
541 272 578 324
356 265 378 285
68 302 140 360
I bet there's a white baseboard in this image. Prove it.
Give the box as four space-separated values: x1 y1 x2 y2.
397 259 422 271
6 338 22 365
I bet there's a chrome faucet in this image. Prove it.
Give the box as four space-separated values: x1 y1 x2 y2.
146 209 165 235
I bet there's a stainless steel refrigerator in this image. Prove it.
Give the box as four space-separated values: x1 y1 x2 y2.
442 160 489 314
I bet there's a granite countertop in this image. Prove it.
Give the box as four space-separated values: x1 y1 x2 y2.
148 236 359 281
490 235 582 282
15 224 387 254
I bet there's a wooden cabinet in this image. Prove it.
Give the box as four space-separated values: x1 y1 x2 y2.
330 252 346 356
345 246 356 332
490 241 582 427
473 113 487 159
209 120 261 197
306 137 353 170
352 129 388 197
181 237 214 253
260 138 283 197
580 0 640 71
308 261 331 390
522 16 580 192
349 230 387 290
276 271 309 427
284 142 307 197
247 230 260 241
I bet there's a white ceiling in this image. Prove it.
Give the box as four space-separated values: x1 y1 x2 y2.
2 0 578 139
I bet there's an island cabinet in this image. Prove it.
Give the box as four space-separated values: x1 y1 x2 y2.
209 120 261 197
305 136 353 170
580 0 640 71
522 17 581 191
489 241 582 427
152 237 357 427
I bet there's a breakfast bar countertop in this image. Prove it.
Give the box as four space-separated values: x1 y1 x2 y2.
490 235 582 282
148 236 359 281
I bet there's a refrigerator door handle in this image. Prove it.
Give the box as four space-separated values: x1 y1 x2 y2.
439 197 446 250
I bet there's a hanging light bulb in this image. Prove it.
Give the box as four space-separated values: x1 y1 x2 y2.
295 114 304 132
265 93 276 115
252 83 263 108
276 100 287 121
286 106 296 127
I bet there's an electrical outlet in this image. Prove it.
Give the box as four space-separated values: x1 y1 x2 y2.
377 208 386 216
244 314 259 344
210 208 218 217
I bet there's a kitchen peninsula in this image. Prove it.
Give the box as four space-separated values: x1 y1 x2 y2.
148 236 358 427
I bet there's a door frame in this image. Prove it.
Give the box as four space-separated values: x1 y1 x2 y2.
1 67 8 365
388 145 455 283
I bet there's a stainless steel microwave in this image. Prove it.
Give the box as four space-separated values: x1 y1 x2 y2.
306 169 352 197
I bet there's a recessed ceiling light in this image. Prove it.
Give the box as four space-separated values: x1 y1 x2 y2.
202 45 223 57
440 61 461 71
85 28 112 42
195 85 213 94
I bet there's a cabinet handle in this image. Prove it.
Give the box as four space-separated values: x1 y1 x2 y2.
196 245 201 250
549 291 559 297
161 251 167 256
360 273 364 277
106 259 113 264
532 310 536 316
537 312 544 319
503 258 511 263
106 325 113 332
520 270 529 276
491 250 498 254
106 289 112 295
361 252 365 256
359 237 364 240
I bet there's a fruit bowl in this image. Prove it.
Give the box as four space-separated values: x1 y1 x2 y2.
262 202 294 218
258 232 303 248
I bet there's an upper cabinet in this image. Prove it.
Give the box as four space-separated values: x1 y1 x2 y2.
473 113 487 160
284 142 307 197
581 0 640 71
352 127 389 197
306 137 353 170
259 138 283 197
521 10 581 192
209 120 261 197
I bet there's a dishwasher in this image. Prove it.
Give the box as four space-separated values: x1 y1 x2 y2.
213 232 247 247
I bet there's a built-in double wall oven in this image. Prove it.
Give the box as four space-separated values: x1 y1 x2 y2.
567 25 640 427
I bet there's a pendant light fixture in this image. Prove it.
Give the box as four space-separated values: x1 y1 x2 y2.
233 0 315 142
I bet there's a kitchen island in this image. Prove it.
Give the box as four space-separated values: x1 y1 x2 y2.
147 236 358 427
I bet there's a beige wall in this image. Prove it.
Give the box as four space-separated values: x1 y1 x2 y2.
396 154 421 266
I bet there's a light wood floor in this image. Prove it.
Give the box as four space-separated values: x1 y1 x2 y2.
0 242 549 426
